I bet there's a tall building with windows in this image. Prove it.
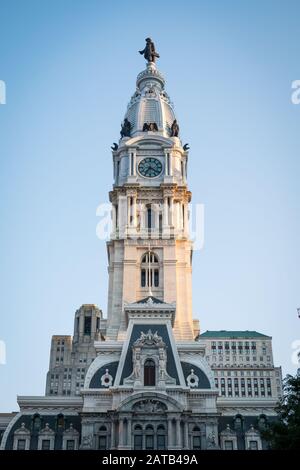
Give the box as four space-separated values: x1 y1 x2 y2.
0 42 282 451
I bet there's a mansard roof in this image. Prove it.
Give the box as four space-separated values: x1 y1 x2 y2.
199 330 271 339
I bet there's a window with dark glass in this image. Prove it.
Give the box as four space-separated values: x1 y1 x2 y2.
157 434 166 450
41 440 50 450
133 425 143 450
134 434 143 450
249 440 258 450
146 435 154 450
192 436 201 450
157 425 166 450
66 440 75 450
17 439 26 450
234 416 243 430
141 269 146 287
84 316 92 335
144 359 156 386
154 269 159 287
224 440 233 450
99 436 107 450
57 414 65 429
147 207 152 229
33 415 41 431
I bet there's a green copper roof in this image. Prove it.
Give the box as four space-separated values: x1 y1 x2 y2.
199 330 271 339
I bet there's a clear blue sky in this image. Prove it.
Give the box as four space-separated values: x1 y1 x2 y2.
0 0 299 412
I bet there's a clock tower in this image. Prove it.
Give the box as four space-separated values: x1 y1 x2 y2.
106 54 197 341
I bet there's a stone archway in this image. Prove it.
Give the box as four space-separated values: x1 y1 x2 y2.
114 392 184 450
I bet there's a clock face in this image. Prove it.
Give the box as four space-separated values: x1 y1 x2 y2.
138 158 162 178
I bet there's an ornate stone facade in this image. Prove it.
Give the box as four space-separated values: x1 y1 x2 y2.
0 45 282 451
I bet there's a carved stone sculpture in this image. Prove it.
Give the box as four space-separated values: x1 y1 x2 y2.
120 118 132 138
139 38 160 63
170 119 179 137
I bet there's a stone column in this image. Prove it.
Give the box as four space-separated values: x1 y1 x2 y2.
169 197 174 226
111 420 115 449
133 151 136 176
183 202 188 236
139 203 145 235
127 418 132 449
128 152 132 176
183 160 186 183
163 196 169 226
184 421 189 449
176 418 181 447
132 195 137 228
111 204 116 236
127 196 131 227
168 418 173 449
119 418 124 448
165 152 169 176
169 152 173 176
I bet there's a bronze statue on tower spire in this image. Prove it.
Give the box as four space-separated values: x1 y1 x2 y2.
139 38 160 63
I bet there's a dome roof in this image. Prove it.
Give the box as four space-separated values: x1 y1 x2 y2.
123 62 177 139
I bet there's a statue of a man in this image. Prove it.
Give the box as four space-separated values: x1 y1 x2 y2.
139 38 160 63
170 119 179 137
120 118 132 138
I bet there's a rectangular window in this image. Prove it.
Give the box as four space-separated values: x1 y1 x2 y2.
145 435 154 450
157 434 166 450
84 316 92 335
141 269 146 287
134 435 143 450
154 269 159 287
41 440 50 450
193 436 201 450
99 436 107 450
249 440 258 450
17 439 26 450
224 440 233 450
66 440 75 450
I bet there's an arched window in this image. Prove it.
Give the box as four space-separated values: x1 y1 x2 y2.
258 415 267 431
192 426 201 450
98 425 107 450
234 415 243 431
141 252 159 288
33 414 41 431
144 359 156 386
57 414 65 429
133 425 143 450
157 425 166 450
145 425 154 450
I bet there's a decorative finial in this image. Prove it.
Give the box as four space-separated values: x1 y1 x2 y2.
139 38 160 64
